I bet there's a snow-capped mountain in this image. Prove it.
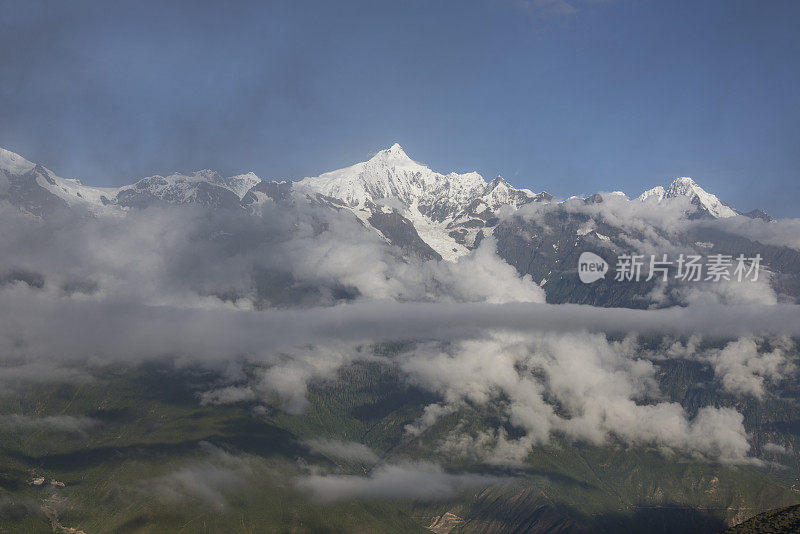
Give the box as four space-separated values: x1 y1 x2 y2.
480 176 543 211
116 170 261 209
0 147 263 215
295 144 550 259
0 148 120 216
638 185 666 202
296 143 486 221
0 147 36 175
0 144 757 262
637 177 738 218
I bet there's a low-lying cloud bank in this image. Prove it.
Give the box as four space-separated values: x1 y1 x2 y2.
0 202 544 308
296 461 502 502
5 285 788 462
0 414 99 435
139 442 259 510
303 439 381 464
3 289 800 370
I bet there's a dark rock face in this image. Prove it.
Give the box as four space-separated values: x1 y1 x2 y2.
492 207 800 307
190 182 242 210
490 209 657 307
242 180 294 207
584 193 604 204
368 210 442 261
742 208 774 222
2 166 69 217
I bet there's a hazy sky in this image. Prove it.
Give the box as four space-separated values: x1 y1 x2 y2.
1 0 798 216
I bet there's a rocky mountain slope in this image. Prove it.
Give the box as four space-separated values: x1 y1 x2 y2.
723 503 800 533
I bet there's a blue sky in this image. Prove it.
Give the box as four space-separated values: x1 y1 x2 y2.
2 0 799 215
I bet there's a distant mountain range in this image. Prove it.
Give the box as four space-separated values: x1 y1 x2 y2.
4 143 798 308
0 144 773 261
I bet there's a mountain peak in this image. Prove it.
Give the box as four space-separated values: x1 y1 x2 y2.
488 175 510 188
656 177 737 218
0 147 36 175
368 143 415 165
638 185 666 202
666 176 700 196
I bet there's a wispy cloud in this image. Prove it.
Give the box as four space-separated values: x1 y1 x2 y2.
511 0 613 18
0 414 99 435
516 0 578 16
297 461 503 502
139 442 257 510
304 439 380 464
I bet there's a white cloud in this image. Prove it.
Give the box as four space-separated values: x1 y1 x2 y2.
0 414 99 435
304 439 380 464
399 332 757 463
704 338 794 398
675 276 778 307
254 344 362 413
141 442 256 510
296 461 501 502
423 238 545 304
763 442 790 456
199 385 257 405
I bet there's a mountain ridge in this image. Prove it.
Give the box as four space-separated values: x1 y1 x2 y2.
0 144 768 260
